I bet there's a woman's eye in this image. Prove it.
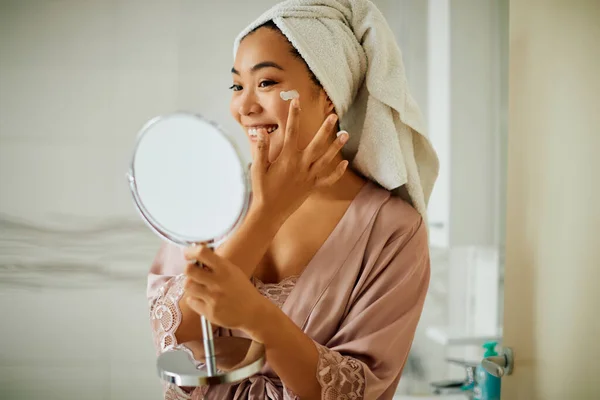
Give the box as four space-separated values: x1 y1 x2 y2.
259 80 277 88
229 84 242 91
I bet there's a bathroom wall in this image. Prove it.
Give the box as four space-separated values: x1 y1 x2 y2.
0 1 503 398
0 1 276 398
503 1 600 398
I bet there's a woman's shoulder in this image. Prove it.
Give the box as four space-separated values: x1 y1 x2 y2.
357 183 429 284
367 182 426 245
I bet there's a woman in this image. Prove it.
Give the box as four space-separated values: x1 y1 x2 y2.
147 1 439 399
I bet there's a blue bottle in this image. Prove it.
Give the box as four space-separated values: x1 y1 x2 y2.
474 341 501 400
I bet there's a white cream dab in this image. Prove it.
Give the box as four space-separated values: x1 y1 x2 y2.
280 90 300 101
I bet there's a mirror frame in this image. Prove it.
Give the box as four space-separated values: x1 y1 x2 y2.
126 112 251 247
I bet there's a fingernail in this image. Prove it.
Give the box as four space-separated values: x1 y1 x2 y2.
329 114 338 124
292 98 300 109
337 130 349 144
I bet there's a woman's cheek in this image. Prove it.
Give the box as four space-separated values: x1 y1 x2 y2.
229 97 241 123
297 113 321 149
267 92 290 123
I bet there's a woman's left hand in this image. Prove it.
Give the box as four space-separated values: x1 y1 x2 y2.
183 244 271 336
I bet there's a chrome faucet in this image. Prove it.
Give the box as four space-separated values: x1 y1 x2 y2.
430 358 477 399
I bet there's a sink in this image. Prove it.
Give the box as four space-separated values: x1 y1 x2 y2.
393 396 468 400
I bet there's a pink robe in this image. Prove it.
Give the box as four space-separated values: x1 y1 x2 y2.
147 181 430 399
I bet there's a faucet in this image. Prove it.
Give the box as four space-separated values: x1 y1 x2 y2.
430 358 477 399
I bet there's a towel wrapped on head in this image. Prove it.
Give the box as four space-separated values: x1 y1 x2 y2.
234 0 439 223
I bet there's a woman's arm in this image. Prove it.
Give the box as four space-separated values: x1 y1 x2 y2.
174 206 283 343
214 203 283 278
248 302 322 399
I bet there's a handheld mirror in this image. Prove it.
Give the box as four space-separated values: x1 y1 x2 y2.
126 113 265 386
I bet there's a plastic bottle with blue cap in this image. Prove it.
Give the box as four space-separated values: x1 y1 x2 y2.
474 341 502 400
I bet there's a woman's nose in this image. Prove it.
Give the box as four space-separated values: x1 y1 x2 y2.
238 91 262 116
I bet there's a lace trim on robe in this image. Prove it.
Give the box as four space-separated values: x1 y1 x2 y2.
253 275 299 308
150 274 187 353
315 342 366 400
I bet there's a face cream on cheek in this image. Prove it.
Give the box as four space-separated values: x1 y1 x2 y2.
280 90 300 101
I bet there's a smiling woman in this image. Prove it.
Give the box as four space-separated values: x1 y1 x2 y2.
147 0 439 399
229 21 338 163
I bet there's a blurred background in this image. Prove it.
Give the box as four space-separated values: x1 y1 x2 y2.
0 0 508 399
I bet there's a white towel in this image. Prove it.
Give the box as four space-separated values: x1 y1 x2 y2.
234 0 439 221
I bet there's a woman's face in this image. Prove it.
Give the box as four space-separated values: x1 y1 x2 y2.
230 27 335 162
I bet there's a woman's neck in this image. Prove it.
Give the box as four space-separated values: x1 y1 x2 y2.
308 154 368 203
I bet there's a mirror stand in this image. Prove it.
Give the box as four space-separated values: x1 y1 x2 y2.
156 244 266 387
156 336 266 386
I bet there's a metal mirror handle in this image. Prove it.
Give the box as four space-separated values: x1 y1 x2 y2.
195 244 218 376
200 305 217 375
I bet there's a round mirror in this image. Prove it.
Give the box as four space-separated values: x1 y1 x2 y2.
126 112 265 387
128 113 249 246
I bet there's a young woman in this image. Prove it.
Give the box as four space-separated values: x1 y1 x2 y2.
147 1 439 399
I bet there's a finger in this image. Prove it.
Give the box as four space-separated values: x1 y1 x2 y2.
186 297 207 315
310 131 349 174
192 244 232 275
253 128 270 173
184 278 211 298
183 244 213 265
185 258 217 286
184 244 209 269
183 245 201 261
303 114 338 164
281 98 301 154
315 160 349 188
184 244 216 265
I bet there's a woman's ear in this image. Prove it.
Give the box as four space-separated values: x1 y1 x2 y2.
326 97 336 114
324 96 340 131
322 91 335 114
325 97 339 131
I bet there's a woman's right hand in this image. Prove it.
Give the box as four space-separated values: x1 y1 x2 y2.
250 98 350 225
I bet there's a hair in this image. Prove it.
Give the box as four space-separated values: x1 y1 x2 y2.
247 20 323 93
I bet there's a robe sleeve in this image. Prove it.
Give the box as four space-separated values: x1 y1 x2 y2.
147 243 188 354
315 217 431 399
147 243 210 400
